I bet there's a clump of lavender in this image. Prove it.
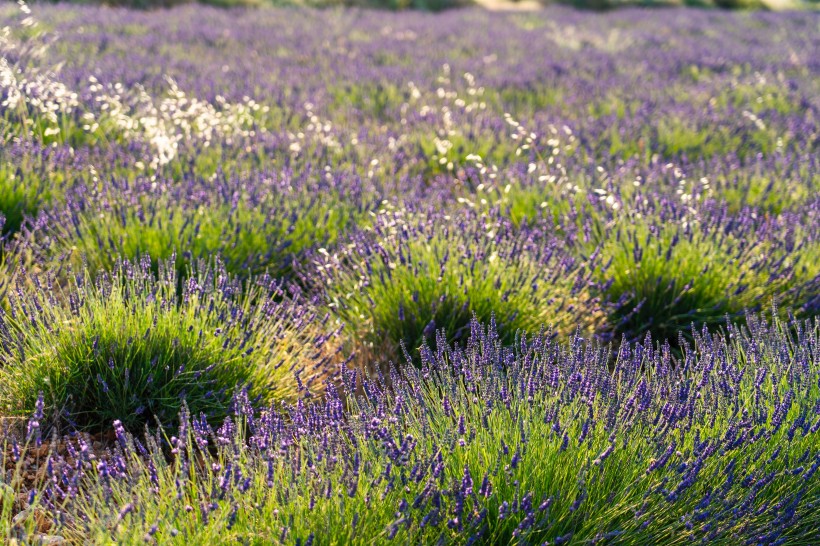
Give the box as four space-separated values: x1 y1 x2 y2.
600 204 820 343
0 139 86 243
37 177 367 283
0 157 48 241
20 314 820 544
0 257 340 432
313 207 604 364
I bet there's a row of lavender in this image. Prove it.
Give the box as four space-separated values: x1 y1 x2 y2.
10 313 820 543
1 3 819 544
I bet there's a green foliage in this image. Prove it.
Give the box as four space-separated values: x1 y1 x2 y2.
316 209 601 363
42 187 365 282
0 147 74 240
477 180 607 235
656 116 782 161
328 82 405 122
0 165 45 240
711 170 819 215
599 215 818 343
0 259 334 432
27 317 820 544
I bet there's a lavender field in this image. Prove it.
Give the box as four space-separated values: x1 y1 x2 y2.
1 2 819 544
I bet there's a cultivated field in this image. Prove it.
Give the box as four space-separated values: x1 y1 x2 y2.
1 3 819 544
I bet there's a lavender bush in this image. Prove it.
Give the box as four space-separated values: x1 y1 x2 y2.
0 258 341 432
598 204 820 343
313 207 604 364
35 177 371 283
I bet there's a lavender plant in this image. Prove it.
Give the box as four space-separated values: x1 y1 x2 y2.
0 141 77 240
599 205 820 343
7 314 818 544
313 207 603 364
0 258 340 432
39 179 368 282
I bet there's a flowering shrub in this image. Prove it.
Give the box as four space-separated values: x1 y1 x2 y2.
37 178 368 282
0 140 82 240
599 206 820 343
313 208 604 363
0 258 341 432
